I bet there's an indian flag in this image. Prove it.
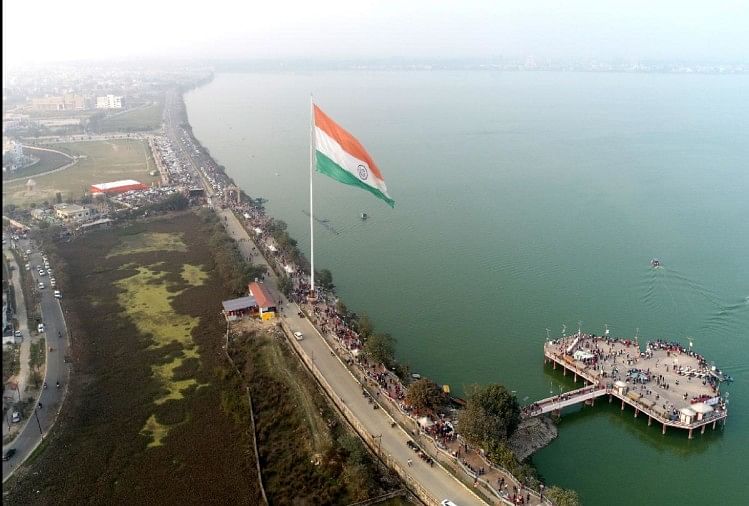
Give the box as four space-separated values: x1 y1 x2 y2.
314 104 395 207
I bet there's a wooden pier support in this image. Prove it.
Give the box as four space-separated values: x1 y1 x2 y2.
662 423 667 435
634 409 638 418
701 425 706 435
608 394 612 403
553 361 557 370
712 421 717 430
621 399 625 410
574 372 577 383
648 416 652 426
563 367 566 376
688 428 693 439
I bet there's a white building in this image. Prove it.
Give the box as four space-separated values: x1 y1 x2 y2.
3 139 23 161
96 95 123 109
2 139 26 172
54 203 94 223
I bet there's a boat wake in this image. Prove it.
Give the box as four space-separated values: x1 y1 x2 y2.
301 210 340 235
642 266 749 337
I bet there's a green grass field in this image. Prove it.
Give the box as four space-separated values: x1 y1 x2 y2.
2 139 158 207
97 102 163 132
3 146 74 181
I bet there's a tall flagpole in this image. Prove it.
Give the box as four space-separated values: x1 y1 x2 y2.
309 95 315 298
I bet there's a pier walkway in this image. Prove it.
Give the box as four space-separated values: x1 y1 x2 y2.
525 385 607 416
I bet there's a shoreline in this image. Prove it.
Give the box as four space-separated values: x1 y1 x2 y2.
172 83 557 501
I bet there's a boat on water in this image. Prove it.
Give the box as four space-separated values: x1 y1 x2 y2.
360 211 368 220
710 366 734 383
651 258 662 268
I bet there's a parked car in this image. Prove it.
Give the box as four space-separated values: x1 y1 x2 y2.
11 412 21 423
54 290 62 299
38 323 45 333
2 448 16 461
293 331 304 341
38 282 45 289
14 330 22 338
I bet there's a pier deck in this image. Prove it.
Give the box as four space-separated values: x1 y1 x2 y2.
527 333 729 438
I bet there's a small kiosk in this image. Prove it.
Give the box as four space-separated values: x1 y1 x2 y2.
679 407 696 424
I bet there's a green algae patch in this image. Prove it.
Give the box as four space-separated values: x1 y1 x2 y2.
151 356 205 405
181 264 209 286
115 263 202 444
114 265 198 349
141 414 169 448
107 232 187 258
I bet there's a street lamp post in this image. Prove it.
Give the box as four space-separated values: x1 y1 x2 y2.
33 408 43 439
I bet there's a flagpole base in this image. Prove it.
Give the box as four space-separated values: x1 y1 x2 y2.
307 289 317 302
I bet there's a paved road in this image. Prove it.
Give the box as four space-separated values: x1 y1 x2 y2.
218 208 485 505
2 237 71 482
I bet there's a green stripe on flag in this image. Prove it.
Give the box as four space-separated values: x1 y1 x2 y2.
316 151 395 208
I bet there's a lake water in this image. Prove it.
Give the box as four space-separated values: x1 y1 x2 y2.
185 71 749 505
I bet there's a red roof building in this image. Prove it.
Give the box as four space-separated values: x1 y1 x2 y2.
248 282 278 320
90 179 148 194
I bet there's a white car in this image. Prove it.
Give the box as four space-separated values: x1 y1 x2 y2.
37 323 45 333
54 290 62 299
50 278 56 287
11 412 21 423
441 501 459 506
38 282 45 289
293 331 304 341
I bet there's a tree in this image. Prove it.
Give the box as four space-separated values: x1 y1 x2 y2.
363 333 396 368
544 486 580 506
335 299 348 317
278 274 293 297
356 312 374 338
458 384 521 449
317 268 334 290
405 379 446 414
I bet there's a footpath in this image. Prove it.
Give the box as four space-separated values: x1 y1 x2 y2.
2 247 32 426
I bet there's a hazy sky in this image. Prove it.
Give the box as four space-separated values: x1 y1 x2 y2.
3 0 748 66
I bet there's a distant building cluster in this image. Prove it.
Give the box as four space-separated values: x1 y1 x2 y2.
27 93 124 111
31 93 87 111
